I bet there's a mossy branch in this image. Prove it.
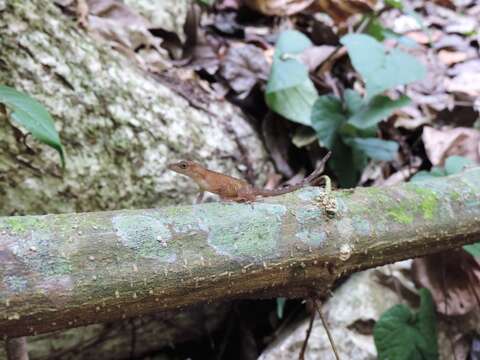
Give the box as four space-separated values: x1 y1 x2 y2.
1 169 480 338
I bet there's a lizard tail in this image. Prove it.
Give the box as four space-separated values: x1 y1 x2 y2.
255 151 332 197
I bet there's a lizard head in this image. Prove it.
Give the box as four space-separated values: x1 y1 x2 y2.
168 160 201 176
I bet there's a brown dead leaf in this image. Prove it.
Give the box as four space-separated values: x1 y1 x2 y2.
216 0 241 10
373 156 422 186
57 0 173 72
406 49 454 112
422 126 480 166
190 30 223 75
394 105 432 129
298 45 336 72
405 29 442 45
219 43 270 98
243 0 314 16
412 251 480 316
445 60 480 98
309 0 377 24
437 50 468 66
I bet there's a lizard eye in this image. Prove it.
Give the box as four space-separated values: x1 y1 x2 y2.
180 163 187 169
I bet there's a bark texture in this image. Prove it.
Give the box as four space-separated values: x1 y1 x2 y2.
1 169 479 338
0 0 268 356
0 0 270 215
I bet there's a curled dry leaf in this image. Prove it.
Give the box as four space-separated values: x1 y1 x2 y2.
190 29 223 75
372 156 422 186
422 126 480 166
412 251 480 316
445 59 480 98
309 0 377 24
406 49 455 112
243 0 314 16
244 0 376 21
297 45 336 72
437 50 468 66
56 0 172 73
219 43 270 98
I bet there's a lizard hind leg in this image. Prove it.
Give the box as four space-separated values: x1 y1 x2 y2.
236 188 257 203
196 191 205 204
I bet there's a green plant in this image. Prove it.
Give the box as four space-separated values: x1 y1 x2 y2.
374 288 438 360
265 30 318 126
266 29 425 187
312 34 425 186
0 85 65 167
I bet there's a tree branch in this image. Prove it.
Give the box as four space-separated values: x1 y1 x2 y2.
1 169 480 338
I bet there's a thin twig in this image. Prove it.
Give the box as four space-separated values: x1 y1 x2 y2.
314 301 340 360
298 306 315 360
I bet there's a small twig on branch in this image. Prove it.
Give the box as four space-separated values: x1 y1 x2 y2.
314 301 340 360
298 305 316 360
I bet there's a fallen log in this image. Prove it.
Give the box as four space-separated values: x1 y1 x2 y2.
1 169 480 338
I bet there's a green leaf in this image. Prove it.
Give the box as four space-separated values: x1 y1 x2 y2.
366 18 418 47
311 95 346 149
410 168 446 182
348 137 399 161
344 89 363 115
411 156 474 182
329 138 360 187
444 155 475 175
266 30 318 125
0 85 65 167
276 298 286 319
385 0 403 9
196 0 215 5
340 34 426 99
464 243 480 257
374 288 438 360
348 95 411 129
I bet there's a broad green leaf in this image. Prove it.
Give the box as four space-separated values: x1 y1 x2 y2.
410 168 446 182
374 288 438 360
349 137 399 161
444 155 475 175
366 18 418 47
329 138 360 187
266 30 318 125
276 298 286 319
340 34 426 99
348 95 411 129
311 95 346 149
196 0 215 5
411 156 474 182
0 85 65 167
464 243 480 257
344 89 363 115
385 0 403 9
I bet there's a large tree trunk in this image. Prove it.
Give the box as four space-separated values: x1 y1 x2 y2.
0 0 269 357
0 0 270 215
1 169 479 339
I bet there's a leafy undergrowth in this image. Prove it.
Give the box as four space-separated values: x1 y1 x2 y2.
40 0 480 358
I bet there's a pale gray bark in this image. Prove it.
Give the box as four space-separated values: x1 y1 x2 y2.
0 0 270 215
0 0 269 356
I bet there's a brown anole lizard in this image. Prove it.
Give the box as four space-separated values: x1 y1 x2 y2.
168 152 331 203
